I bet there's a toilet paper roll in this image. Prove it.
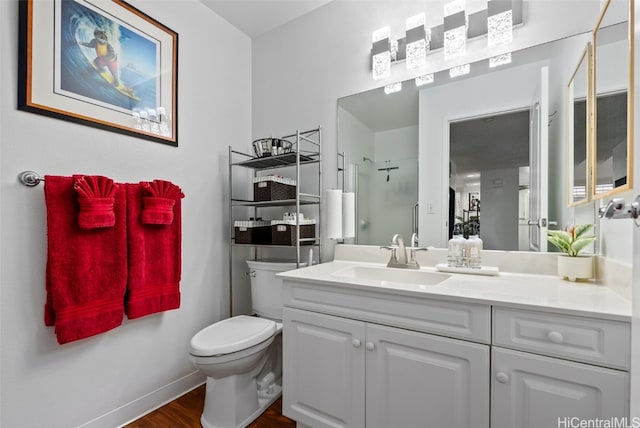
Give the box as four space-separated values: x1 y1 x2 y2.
325 189 343 240
342 192 355 238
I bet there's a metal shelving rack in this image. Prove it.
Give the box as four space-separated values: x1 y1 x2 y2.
228 127 322 316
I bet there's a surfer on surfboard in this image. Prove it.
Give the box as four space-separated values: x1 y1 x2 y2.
80 29 120 87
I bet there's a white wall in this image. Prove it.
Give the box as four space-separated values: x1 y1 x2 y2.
0 1 251 427
252 0 604 259
374 125 418 162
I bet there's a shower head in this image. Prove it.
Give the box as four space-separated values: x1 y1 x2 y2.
362 157 374 164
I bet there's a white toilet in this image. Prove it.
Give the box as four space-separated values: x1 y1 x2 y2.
189 259 300 428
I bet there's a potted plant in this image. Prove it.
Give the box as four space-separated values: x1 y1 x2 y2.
547 224 596 282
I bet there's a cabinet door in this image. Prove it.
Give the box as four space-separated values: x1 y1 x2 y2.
492 347 629 428
283 308 366 428
366 324 490 428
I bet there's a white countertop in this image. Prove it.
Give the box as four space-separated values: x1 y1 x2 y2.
279 260 632 322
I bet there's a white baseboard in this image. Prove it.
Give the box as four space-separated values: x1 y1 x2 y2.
78 370 206 428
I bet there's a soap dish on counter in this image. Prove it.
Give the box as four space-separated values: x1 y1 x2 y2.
435 263 499 276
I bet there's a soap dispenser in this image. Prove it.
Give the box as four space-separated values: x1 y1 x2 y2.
448 224 465 267
466 224 483 269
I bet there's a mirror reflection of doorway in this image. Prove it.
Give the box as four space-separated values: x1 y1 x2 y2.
449 109 530 250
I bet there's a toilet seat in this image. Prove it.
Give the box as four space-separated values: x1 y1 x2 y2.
190 315 276 357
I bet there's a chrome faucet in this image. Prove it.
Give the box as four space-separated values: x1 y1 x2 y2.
380 233 427 269
392 234 408 265
599 196 640 227
599 198 629 219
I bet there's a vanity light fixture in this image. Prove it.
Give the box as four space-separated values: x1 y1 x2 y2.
371 26 392 80
487 0 513 47
444 0 467 60
384 82 402 94
449 63 470 78
489 52 512 67
405 13 429 70
415 73 435 86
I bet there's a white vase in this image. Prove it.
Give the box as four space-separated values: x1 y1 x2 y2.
557 255 593 282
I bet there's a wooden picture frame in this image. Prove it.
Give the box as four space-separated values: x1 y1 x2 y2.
18 0 178 146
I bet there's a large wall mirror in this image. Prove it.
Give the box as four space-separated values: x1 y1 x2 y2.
567 43 592 207
337 4 627 250
592 0 634 198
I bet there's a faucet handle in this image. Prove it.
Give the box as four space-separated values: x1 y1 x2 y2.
380 245 399 266
411 233 419 247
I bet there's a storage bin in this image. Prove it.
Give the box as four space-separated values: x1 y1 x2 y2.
254 176 296 201
271 220 316 246
234 220 272 244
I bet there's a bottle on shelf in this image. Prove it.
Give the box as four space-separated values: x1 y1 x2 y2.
465 224 483 269
448 224 466 268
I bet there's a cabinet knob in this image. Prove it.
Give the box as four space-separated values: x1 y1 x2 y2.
547 331 564 344
495 372 510 384
352 339 361 348
366 342 375 351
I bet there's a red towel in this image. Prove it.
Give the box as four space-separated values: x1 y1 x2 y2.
74 175 118 229
125 182 183 319
44 175 127 344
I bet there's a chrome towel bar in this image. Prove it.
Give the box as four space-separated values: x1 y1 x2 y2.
18 171 44 187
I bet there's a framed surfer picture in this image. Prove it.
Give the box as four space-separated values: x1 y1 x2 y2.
18 0 178 146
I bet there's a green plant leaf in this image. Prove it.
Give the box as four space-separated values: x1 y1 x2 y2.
548 235 572 254
547 230 573 244
573 224 594 240
571 236 596 255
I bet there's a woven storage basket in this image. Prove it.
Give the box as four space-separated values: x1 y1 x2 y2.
234 221 272 244
271 220 316 246
254 176 296 201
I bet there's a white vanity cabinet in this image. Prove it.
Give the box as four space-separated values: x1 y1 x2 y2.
283 307 489 428
281 277 491 428
491 347 629 428
280 271 631 428
491 307 630 428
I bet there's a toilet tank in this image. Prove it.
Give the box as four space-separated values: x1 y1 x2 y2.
246 259 306 321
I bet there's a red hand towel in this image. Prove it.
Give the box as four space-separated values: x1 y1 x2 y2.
74 175 119 229
125 182 183 319
140 180 184 225
44 175 127 344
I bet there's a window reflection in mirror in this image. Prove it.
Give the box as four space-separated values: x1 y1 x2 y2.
568 43 591 206
593 0 633 198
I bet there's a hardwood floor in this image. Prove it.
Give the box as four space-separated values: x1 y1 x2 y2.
124 384 296 428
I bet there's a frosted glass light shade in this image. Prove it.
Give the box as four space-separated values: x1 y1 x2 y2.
373 51 391 80
406 13 429 70
444 0 467 60
415 74 434 86
384 82 402 94
406 38 428 70
489 52 511 68
371 26 391 80
488 10 512 46
487 0 513 47
449 63 470 78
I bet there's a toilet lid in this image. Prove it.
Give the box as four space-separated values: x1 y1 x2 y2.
189 315 276 357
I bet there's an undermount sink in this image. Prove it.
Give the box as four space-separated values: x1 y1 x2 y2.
331 265 450 286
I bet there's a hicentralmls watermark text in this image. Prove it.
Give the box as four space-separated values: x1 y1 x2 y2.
558 417 640 428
